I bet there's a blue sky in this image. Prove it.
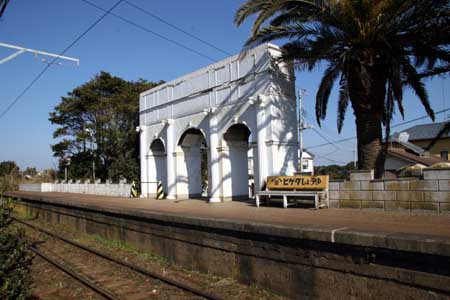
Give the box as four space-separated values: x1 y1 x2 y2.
0 0 449 170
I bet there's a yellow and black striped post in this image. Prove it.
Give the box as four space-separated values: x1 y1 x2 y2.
130 181 138 198
156 180 165 199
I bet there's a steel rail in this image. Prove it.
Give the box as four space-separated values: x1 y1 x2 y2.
15 218 224 300
31 246 122 300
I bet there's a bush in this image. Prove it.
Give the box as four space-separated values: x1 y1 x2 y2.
0 167 20 194
0 198 33 300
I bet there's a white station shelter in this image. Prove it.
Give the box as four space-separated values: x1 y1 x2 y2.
138 43 299 202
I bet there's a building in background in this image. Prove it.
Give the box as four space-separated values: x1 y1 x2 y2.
384 127 449 175
299 150 314 174
400 122 450 160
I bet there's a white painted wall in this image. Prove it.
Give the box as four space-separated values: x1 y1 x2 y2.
19 183 132 197
139 43 299 202
299 151 314 173
384 156 414 171
175 148 203 198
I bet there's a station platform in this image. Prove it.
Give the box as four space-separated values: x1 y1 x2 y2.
6 191 450 249
6 191 450 299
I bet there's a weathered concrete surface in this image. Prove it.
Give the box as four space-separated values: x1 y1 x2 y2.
6 191 450 300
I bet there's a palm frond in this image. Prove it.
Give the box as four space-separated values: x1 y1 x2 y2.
279 40 323 71
234 0 274 26
235 0 449 174
387 56 404 118
243 23 317 48
316 61 340 126
337 74 349 133
402 61 435 121
0 0 9 17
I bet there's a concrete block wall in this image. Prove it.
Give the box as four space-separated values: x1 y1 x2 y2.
329 169 450 213
18 183 52 193
19 183 132 198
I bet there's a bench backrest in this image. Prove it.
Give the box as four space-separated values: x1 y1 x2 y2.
266 175 329 191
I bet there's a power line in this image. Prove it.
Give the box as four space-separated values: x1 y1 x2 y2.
123 0 232 56
316 155 347 165
307 107 450 149
80 0 217 62
391 107 450 128
308 136 355 149
0 0 123 121
311 127 341 150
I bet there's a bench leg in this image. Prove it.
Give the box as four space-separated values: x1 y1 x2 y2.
283 195 287 208
256 194 260 207
314 194 318 209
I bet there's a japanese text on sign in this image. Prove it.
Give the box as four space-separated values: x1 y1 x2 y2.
266 175 329 190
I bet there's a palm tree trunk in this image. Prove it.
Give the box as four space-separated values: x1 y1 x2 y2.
355 112 383 178
348 58 387 179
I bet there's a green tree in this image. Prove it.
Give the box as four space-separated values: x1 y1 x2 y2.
235 0 450 178
49 71 163 181
0 161 19 177
0 161 20 193
315 162 356 180
23 167 37 177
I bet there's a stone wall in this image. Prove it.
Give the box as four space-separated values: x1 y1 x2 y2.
330 169 450 213
11 197 450 300
19 183 132 198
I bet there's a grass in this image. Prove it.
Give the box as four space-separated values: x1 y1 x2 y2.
79 234 169 266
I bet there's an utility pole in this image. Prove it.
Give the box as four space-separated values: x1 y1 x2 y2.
63 157 71 182
0 42 80 65
85 129 96 182
298 88 313 172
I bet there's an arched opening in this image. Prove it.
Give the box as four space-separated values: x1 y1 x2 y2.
148 138 167 197
176 128 208 199
222 123 253 200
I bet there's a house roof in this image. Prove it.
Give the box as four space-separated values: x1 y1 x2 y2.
302 149 315 159
402 121 450 141
390 132 425 154
387 148 447 166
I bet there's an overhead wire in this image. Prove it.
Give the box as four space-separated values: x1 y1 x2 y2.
123 0 232 56
311 127 341 150
0 0 124 120
307 107 450 150
316 156 347 164
80 0 217 62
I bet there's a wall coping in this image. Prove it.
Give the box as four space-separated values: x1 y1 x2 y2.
6 192 450 258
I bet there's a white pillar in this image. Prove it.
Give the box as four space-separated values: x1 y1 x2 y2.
208 108 221 203
138 126 149 197
255 95 268 191
165 119 176 199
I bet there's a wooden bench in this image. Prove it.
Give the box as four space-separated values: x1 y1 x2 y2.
255 175 329 209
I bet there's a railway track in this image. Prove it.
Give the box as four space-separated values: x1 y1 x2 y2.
14 218 224 300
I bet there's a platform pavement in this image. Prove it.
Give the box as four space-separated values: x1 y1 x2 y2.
6 191 450 256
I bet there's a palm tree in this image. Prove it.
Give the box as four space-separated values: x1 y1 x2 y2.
235 0 450 177
0 0 9 17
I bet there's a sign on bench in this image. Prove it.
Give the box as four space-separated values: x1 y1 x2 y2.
266 175 328 190
256 175 329 208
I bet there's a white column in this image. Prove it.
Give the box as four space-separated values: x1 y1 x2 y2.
138 126 148 197
146 154 156 196
165 119 176 199
208 108 221 203
255 95 268 191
